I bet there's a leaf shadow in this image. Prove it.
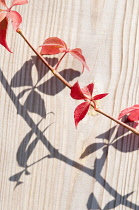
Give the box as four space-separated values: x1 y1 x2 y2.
84 123 139 209
9 171 24 189
16 117 54 169
81 119 139 161
103 191 134 210
23 90 46 118
9 155 49 189
87 192 101 210
37 68 80 96
96 123 139 153
10 56 58 88
87 191 134 210
10 56 80 117
1 69 139 209
10 59 34 88
86 145 137 209
9 116 54 187
80 142 107 159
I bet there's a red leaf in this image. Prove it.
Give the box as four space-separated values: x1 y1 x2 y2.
0 0 27 52
0 17 12 52
71 82 109 127
69 48 90 72
8 11 22 30
118 106 138 120
40 37 67 55
133 104 139 109
70 82 87 100
118 104 139 127
74 101 90 127
82 83 94 98
133 122 138 128
128 110 139 122
11 0 28 6
0 12 7 22
93 93 108 100
0 0 7 8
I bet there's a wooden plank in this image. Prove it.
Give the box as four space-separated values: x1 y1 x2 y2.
0 0 139 209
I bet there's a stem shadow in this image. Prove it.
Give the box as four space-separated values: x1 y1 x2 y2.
10 56 80 117
0 69 138 209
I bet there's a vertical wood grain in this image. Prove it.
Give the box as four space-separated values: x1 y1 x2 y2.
0 0 139 209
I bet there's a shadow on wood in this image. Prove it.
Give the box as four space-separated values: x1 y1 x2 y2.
0 69 139 209
10 56 80 117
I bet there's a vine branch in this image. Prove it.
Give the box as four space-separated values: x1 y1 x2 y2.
17 29 139 136
16 29 71 89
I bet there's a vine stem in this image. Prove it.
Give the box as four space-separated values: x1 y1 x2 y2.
16 29 71 89
17 29 139 136
55 52 67 70
95 107 139 136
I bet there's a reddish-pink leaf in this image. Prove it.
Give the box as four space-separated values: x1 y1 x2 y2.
118 104 139 127
40 37 67 55
69 48 90 72
133 122 138 128
0 0 27 52
0 12 7 22
8 10 22 30
74 101 90 127
70 82 87 100
133 104 139 109
72 48 82 54
0 17 12 52
82 83 94 98
118 106 138 120
71 82 109 127
12 0 28 6
93 93 108 100
0 0 7 8
44 37 67 48
128 110 139 122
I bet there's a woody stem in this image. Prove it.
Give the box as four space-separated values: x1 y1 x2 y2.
17 29 139 136
94 106 139 136
16 29 71 89
55 52 67 70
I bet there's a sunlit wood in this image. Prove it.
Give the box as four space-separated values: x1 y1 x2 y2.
0 0 139 209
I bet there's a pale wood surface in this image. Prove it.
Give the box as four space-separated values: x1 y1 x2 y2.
0 0 139 209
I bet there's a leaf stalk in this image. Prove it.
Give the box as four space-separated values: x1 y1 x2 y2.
16 29 71 89
17 28 139 136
